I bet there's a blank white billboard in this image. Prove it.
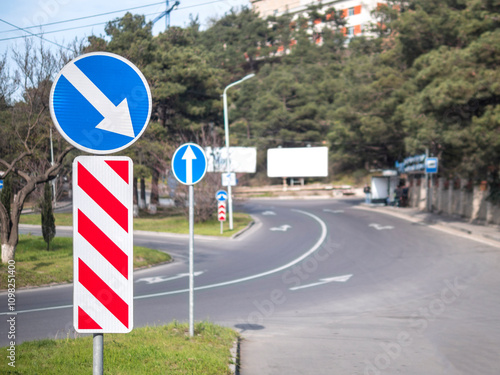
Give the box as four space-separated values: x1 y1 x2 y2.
205 147 257 173
267 147 328 178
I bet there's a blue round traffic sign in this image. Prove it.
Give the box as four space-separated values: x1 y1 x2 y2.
50 52 152 154
215 190 227 201
172 143 207 185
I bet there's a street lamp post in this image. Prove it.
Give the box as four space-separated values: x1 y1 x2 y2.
223 73 255 230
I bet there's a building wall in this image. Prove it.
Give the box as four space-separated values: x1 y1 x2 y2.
251 0 385 38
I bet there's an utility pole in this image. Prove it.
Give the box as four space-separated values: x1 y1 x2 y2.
152 0 180 30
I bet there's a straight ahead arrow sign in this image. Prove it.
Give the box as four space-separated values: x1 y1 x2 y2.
182 145 197 185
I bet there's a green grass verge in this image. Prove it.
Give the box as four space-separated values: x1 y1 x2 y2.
0 234 171 289
20 212 253 237
1 322 238 374
133 212 251 236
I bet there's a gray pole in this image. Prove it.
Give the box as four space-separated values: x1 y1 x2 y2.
222 90 233 231
188 184 194 337
425 148 430 211
50 127 56 206
222 73 255 231
93 333 103 375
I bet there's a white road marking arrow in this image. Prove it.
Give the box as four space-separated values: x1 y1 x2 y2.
369 223 394 230
270 225 291 232
262 211 276 216
62 63 135 138
182 145 197 184
136 271 204 284
323 209 344 213
290 274 353 291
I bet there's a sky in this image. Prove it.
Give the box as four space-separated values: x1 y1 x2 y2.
0 0 250 60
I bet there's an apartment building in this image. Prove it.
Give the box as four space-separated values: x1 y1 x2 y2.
251 0 386 39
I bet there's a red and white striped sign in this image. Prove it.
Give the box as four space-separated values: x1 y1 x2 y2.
73 156 133 333
218 202 226 222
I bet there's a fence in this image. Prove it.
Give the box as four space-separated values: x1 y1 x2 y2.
408 177 500 225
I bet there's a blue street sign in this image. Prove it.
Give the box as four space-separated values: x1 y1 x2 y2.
172 143 207 185
0 180 3 190
216 190 228 202
50 52 152 154
425 157 439 174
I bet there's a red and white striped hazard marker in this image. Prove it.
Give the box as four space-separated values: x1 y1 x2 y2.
218 202 226 222
73 156 133 333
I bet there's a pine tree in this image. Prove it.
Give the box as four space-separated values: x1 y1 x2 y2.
41 183 56 251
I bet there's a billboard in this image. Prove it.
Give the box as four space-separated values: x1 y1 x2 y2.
267 147 328 178
205 147 257 173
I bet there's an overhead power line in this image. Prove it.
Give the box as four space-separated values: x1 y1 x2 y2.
0 11 163 43
0 0 238 43
0 18 71 51
0 1 165 35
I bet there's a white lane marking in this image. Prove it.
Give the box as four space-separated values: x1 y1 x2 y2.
136 271 204 284
270 225 291 232
262 211 276 216
323 209 344 214
369 223 394 230
290 274 353 291
135 209 327 300
1 209 327 314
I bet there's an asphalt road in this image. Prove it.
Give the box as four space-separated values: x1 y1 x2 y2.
2 198 500 374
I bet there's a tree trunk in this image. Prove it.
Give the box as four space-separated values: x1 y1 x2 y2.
133 177 138 205
140 178 146 209
1 243 15 264
150 169 159 205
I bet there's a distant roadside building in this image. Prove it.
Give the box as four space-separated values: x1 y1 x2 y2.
251 0 387 40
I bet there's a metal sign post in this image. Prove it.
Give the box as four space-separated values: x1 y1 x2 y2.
50 52 151 375
172 143 207 337
188 184 195 336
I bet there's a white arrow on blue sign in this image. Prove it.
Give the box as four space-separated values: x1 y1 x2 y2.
50 52 152 154
172 143 207 185
0 180 3 190
215 190 228 202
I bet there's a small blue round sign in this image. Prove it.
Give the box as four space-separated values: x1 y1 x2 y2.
172 143 207 185
215 190 227 201
50 52 152 154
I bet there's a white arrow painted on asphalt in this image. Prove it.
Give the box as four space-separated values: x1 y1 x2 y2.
62 62 135 137
323 209 344 214
182 145 197 185
270 225 291 232
262 211 276 216
290 274 353 291
136 271 204 284
369 223 394 230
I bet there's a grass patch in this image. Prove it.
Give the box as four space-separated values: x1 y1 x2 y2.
134 212 252 237
0 235 171 289
1 322 238 374
19 212 253 237
20 212 73 226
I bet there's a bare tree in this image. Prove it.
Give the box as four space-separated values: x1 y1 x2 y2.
0 39 74 263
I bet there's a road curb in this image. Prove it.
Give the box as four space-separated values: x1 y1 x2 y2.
229 337 241 374
20 222 257 241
